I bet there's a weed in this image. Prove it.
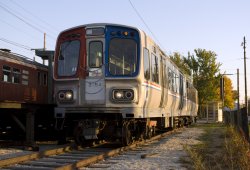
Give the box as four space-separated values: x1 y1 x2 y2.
183 145 205 170
183 124 250 170
224 126 250 170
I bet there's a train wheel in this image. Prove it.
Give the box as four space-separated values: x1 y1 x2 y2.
74 127 85 146
122 122 132 146
147 126 152 139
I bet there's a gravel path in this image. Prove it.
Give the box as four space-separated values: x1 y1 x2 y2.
82 127 205 170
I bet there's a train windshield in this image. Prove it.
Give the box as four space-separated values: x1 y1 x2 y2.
109 38 137 76
57 40 80 76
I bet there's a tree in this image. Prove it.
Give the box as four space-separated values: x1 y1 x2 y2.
169 52 191 76
223 76 235 109
191 49 221 105
232 90 238 102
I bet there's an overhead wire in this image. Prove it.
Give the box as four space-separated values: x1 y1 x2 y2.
0 18 55 48
0 2 56 40
0 37 32 51
8 0 60 34
128 0 165 50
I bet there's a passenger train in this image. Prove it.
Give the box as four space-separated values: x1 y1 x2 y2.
53 23 198 145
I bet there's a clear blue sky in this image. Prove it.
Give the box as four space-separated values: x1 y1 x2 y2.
0 0 249 103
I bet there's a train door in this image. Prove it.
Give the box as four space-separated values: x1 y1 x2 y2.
85 38 105 104
179 74 184 113
143 48 150 117
160 56 168 107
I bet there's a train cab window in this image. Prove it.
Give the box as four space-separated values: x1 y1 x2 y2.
12 68 21 84
2 65 11 83
109 38 137 76
143 48 150 80
151 53 159 84
58 40 80 76
89 41 103 68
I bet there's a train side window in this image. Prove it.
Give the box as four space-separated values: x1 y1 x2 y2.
151 53 159 84
12 68 21 84
89 41 103 68
168 69 172 90
173 73 176 92
38 72 42 85
2 65 11 83
22 70 29 85
43 73 47 86
174 73 179 93
143 48 150 80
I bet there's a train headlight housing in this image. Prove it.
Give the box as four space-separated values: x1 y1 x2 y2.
112 89 135 102
58 90 74 102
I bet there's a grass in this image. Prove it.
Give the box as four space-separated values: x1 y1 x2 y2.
184 123 250 170
224 126 250 169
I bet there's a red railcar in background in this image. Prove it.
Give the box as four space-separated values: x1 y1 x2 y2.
0 49 54 141
0 49 48 104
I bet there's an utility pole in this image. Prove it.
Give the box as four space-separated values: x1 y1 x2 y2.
43 33 46 65
44 33 46 50
237 68 240 113
242 36 248 115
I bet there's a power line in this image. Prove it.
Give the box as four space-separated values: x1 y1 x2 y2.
0 18 41 41
0 3 56 40
0 18 54 47
128 0 164 50
9 0 60 34
0 37 32 51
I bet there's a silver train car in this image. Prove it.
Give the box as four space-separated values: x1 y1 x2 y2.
53 23 198 145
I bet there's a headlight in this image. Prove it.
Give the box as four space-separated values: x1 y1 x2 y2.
112 89 134 102
58 90 73 102
65 91 73 100
125 91 134 100
114 91 124 99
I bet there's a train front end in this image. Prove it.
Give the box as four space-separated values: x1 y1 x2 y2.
53 24 141 145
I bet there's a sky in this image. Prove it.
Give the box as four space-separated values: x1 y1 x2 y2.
0 0 249 103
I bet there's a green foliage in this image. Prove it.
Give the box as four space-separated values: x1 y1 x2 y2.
192 49 221 104
223 76 235 108
169 52 191 75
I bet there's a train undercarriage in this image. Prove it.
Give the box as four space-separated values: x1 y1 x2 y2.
55 112 195 146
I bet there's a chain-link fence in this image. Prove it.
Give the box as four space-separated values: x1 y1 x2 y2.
224 108 249 141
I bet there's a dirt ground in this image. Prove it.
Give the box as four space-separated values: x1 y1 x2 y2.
186 121 250 170
197 123 226 169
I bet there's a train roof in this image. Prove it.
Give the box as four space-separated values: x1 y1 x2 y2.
0 49 48 71
57 23 141 36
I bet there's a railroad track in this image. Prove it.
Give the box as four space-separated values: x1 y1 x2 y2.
0 129 180 170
